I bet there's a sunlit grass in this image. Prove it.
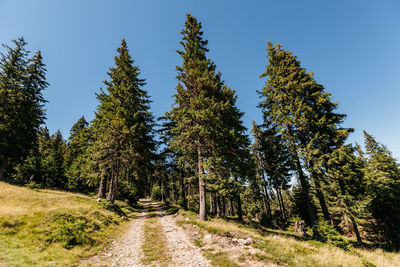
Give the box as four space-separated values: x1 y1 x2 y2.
140 205 171 266
178 209 398 267
0 182 137 266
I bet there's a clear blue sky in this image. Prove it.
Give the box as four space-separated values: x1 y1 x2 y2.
1 0 399 158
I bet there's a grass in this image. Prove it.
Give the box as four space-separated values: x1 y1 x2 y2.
140 203 171 266
0 181 138 266
177 209 400 267
202 248 240 267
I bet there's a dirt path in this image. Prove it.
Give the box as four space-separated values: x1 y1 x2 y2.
158 207 210 266
83 202 149 267
83 200 209 267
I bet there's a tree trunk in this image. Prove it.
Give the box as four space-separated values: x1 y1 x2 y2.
216 196 222 217
97 173 107 199
278 188 287 219
0 160 7 181
230 198 234 216
222 196 226 217
236 194 243 221
295 156 317 225
107 168 118 204
209 193 214 214
262 180 272 217
350 214 363 244
161 179 164 202
313 175 332 223
197 148 206 221
276 188 284 219
180 169 187 210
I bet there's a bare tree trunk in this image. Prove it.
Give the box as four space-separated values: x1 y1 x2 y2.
197 148 206 221
236 194 243 221
262 181 272 217
97 173 107 199
313 173 332 224
222 196 227 217
276 188 284 219
295 156 317 225
230 198 234 216
180 169 187 210
216 196 222 217
161 179 164 202
350 214 363 244
278 188 287 220
209 193 214 214
107 168 118 204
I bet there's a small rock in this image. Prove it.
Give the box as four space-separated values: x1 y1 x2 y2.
244 237 254 245
204 234 212 239
185 217 190 221
273 235 278 240
238 238 246 245
232 238 238 243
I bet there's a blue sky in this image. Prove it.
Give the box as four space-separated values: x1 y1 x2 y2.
1 0 399 158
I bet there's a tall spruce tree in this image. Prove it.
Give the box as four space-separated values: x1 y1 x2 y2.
259 42 350 226
92 39 155 203
166 14 250 221
0 38 48 180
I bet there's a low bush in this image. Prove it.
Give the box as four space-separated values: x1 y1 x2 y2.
46 214 97 248
151 185 162 201
313 219 350 250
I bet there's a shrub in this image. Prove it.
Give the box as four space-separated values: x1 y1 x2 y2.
313 219 350 250
151 185 162 201
46 214 97 248
259 212 273 227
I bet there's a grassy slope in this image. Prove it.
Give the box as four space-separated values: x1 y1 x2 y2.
178 209 400 267
0 182 137 267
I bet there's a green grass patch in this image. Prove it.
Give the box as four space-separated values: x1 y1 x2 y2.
202 248 240 267
0 181 138 266
141 209 171 266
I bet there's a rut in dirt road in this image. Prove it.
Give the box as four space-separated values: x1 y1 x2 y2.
82 200 209 267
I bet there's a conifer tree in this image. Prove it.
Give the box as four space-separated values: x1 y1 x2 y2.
92 39 155 203
65 116 91 190
0 38 48 179
326 144 365 244
363 131 400 248
259 42 350 226
166 14 250 220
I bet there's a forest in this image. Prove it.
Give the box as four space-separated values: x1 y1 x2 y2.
1 13 400 253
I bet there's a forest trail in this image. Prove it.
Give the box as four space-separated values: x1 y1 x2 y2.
83 200 210 267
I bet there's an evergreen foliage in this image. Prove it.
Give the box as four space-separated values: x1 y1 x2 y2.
91 39 156 203
0 38 48 180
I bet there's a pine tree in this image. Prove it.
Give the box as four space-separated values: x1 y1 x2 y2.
65 116 91 190
0 38 48 180
326 144 366 244
91 39 155 203
166 14 250 221
363 131 400 248
258 42 350 226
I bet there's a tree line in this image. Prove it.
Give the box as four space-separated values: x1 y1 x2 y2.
1 14 399 250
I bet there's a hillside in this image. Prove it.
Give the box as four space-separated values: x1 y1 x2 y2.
0 182 137 266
